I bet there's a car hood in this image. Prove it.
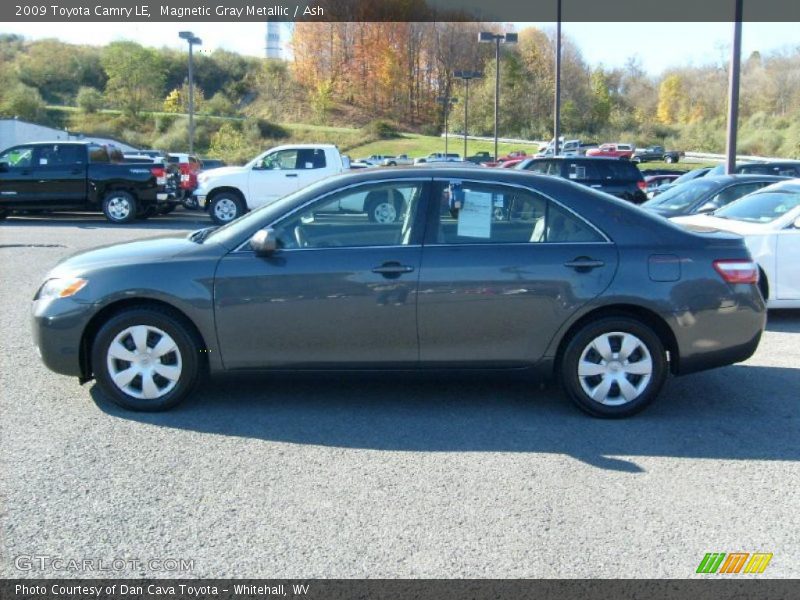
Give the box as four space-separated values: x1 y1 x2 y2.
50 233 208 277
671 214 774 236
200 165 248 180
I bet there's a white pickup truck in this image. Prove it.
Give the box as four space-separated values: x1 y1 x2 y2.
194 144 350 224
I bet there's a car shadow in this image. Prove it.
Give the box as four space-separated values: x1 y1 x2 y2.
2 211 208 230
766 309 800 333
92 363 800 472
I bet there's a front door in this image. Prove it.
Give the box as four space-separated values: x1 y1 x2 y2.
416 179 618 365
0 145 37 206
214 180 429 369
248 147 330 208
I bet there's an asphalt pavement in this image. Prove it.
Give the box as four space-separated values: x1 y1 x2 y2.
1 210 798 578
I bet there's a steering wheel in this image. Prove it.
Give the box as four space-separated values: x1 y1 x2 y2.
294 226 308 248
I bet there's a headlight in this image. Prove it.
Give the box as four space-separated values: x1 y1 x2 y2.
37 277 88 300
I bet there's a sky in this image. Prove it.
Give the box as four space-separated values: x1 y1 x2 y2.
2 21 799 75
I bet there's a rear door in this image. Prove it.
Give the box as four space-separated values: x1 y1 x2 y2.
30 144 87 207
416 179 618 365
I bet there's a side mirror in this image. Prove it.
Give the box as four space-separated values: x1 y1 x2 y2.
250 228 277 256
697 202 717 214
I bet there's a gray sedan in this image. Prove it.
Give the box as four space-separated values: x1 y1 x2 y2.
32 168 766 417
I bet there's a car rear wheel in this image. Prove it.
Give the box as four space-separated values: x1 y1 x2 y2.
92 308 201 411
210 193 244 225
665 156 675 164
560 317 667 418
102 191 137 224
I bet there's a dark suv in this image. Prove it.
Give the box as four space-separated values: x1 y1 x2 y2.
517 157 647 204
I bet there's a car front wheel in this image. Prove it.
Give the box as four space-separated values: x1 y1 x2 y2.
560 317 667 418
210 193 244 225
91 307 201 411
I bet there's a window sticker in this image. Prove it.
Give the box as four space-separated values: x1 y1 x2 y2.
457 190 493 238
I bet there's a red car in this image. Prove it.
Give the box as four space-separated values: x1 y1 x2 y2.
168 153 203 197
586 143 635 159
483 150 529 167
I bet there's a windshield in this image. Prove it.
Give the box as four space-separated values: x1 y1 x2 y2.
202 177 338 247
642 179 717 212
714 191 800 223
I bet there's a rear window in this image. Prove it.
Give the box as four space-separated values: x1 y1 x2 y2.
88 145 109 163
592 161 641 181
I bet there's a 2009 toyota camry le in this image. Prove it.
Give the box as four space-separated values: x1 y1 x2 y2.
32 167 767 417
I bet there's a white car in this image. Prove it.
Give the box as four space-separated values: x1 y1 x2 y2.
672 180 800 308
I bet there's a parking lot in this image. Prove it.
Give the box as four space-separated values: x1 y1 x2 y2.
1 210 799 578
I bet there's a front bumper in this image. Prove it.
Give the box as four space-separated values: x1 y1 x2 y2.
194 194 208 209
31 296 95 378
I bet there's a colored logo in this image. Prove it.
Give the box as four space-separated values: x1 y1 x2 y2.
697 552 773 574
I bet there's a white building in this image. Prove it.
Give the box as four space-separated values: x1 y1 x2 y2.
0 118 139 152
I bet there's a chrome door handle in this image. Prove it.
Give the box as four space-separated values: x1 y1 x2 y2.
564 258 605 271
372 262 415 278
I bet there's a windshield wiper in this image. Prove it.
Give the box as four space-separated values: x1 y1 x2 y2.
189 227 216 243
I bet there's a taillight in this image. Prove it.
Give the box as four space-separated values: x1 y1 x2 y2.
151 167 166 186
713 259 759 284
637 180 647 191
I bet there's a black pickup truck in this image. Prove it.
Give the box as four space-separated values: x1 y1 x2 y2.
0 141 175 223
631 145 683 164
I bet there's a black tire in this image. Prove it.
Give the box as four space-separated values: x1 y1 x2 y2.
102 190 137 224
365 196 403 223
158 204 177 215
91 307 201 411
209 192 245 225
632 157 641 164
387 161 397 166
559 316 668 418
665 155 675 164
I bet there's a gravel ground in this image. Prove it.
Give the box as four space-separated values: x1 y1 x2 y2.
1 211 798 578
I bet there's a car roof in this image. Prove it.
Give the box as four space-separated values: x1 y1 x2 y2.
754 178 800 193
695 174 790 185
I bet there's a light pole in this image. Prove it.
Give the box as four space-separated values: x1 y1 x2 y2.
453 71 482 159
554 0 562 156
437 95 458 156
725 0 743 175
479 31 518 161
179 31 202 154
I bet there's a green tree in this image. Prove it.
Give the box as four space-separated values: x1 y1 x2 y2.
0 83 46 120
76 86 104 113
590 69 612 130
101 41 165 116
